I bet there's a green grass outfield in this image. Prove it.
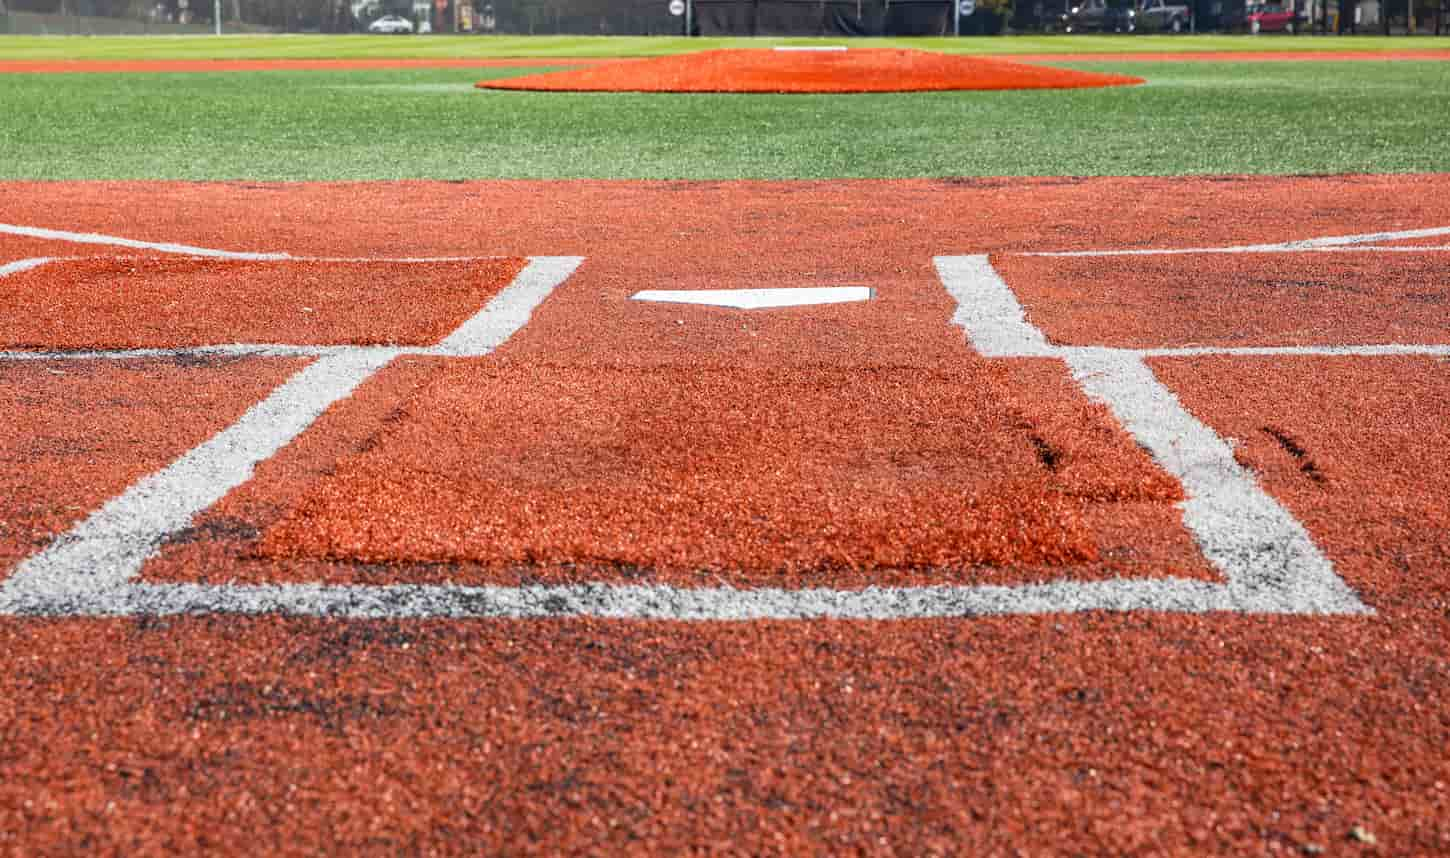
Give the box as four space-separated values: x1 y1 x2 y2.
1 36 1448 179
2 33 1449 60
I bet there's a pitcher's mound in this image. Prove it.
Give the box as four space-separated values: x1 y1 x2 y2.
477 48 1144 94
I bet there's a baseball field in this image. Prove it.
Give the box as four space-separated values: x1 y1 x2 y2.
2 32 1449 855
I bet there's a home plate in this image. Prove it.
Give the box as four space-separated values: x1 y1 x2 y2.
630 286 872 310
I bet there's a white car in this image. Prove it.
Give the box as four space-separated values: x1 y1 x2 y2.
368 14 415 33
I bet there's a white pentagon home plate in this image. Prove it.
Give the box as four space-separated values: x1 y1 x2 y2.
630 286 872 309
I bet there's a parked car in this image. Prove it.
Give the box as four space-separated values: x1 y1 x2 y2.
1060 0 1136 31
1245 2 1301 31
1135 0 1193 30
367 14 415 33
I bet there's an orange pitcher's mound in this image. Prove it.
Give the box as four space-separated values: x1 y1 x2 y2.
477 48 1145 94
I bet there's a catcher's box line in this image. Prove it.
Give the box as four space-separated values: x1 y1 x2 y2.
0 257 53 278
0 256 583 611
6 343 1450 363
935 254 1370 617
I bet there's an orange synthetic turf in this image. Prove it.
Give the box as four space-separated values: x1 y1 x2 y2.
7 176 1450 855
3 614 1449 854
477 48 1144 93
254 360 1186 582
0 356 304 580
0 256 526 349
992 249 1450 348
144 357 1212 588
1151 355 1450 612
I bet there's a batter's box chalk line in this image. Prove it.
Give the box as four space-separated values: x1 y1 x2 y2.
7 221 1448 618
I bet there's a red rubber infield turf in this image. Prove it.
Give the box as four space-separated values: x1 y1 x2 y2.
138 219 1204 588
5 175 1448 260
0 256 526 349
1 615 1447 855
992 250 1450 348
1150 354 1450 612
4 176 1450 855
478 48 1144 93
250 358 1193 585
0 356 305 582
144 354 1212 587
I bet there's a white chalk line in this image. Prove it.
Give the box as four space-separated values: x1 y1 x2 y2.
1065 350 1368 614
1085 344 1450 359
938 253 1372 617
0 257 582 613
0 344 361 362
1018 225 1450 257
0 578 1336 620
0 248 518 266
0 223 291 260
7 342 1450 365
0 257 54 278
437 256 584 356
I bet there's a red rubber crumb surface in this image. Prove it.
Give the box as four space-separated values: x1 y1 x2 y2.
0 256 525 349
1151 355 1450 611
252 358 1185 584
6 177 1450 856
992 250 1450 348
2 615 1448 855
479 48 1144 93
0 58 607 74
0 356 303 581
144 356 1212 587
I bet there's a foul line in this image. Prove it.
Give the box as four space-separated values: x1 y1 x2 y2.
1080 344 1450 359
0 344 361 362
0 223 290 260
1021 225 1450 257
0 257 53 278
